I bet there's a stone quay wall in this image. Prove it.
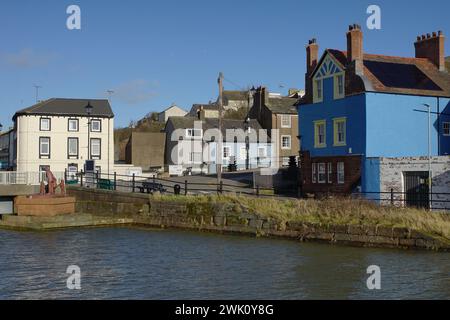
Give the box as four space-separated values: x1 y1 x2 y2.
67 187 450 251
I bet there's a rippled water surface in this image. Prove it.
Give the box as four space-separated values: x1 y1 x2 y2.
0 227 449 299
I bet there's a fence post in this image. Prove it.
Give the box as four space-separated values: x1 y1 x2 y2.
184 180 188 196
80 170 84 187
114 172 117 191
391 188 394 206
220 181 223 194
96 170 99 188
64 169 67 182
256 185 260 197
132 173 135 193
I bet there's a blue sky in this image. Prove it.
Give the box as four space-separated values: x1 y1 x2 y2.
0 0 449 128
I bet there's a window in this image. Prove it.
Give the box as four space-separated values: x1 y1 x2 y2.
281 115 291 128
258 146 267 158
40 118 51 131
90 119 102 132
239 147 247 160
281 135 291 149
68 119 79 132
68 138 79 159
223 146 231 159
443 122 450 136
318 163 326 184
314 120 326 148
312 163 317 183
90 138 101 159
315 79 323 101
186 129 202 138
189 152 202 163
333 118 346 146
39 137 50 158
328 163 333 183
336 74 344 97
337 162 345 184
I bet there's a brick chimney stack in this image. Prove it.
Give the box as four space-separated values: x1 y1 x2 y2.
347 24 363 62
306 38 319 75
415 31 446 72
346 24 364 74
305 38 319 103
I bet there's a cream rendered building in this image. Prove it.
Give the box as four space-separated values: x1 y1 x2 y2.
12 98 114 176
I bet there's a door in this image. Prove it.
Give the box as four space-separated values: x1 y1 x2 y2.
404 171 429 209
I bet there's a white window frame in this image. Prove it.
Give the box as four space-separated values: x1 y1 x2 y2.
281 115 292 128
443 122 450 136
281 135 291 150
327 163 333 183
333 117 347 146
186 128 203 138
68 119 79 132
40 118 50 131
312 163 317 183
337 162 345 184
257 146 267 158
318 163 326 184
68 137 78 158
39 137 50 158
316 79 323 100
90 138 101 159
189 152 202 164
239 146 247 160
90 119 102 132
223 146 231 159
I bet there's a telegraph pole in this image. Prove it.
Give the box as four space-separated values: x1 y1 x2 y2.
217 72 224 189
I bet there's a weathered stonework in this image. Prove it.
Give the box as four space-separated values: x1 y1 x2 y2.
62 187 450 252
378 156 450 210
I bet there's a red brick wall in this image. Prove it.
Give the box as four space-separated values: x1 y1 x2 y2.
300 152 362 196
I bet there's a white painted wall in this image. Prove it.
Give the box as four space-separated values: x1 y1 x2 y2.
16 115 114 175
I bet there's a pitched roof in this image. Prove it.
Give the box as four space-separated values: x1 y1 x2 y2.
265 97 298 114
223 91 249 103
325 49 450 97
160 104 187 114
14 98 114 119
188 103 218 116
166 116 268 141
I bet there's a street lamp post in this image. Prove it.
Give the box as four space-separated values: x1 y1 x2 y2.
85 101 93 160
244 116 250 170
422 103 432 210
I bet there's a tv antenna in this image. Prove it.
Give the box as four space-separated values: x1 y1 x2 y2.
33 84 42 103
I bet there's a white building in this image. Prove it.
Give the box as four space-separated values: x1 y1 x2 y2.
164 117 275 175
12 98 114 176
158 104 187 123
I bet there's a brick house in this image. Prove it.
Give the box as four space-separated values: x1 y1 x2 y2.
298 25 450 207
250 87 299 167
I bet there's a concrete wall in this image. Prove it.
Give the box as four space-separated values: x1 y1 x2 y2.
126 132 166 170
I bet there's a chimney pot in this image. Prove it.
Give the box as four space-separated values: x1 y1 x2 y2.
417 36 421 41
415 30 446 71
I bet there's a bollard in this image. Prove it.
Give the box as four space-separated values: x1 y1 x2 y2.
184 180 188 196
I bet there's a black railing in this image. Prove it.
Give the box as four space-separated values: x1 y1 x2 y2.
67 170 450 210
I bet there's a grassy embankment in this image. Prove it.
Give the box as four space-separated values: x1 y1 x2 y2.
151 194 450 241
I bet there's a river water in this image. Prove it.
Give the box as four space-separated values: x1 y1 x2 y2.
0 227 448 299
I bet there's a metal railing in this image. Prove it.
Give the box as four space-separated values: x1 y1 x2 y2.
0 171 66 185
68 171 450 211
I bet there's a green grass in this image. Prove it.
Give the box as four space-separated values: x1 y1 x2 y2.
151 194 450 240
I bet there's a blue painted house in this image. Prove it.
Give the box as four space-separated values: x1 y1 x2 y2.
298 24 450 205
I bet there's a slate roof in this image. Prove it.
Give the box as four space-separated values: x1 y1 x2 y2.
324 49 450 97
14 98 114 120
265 97 298 114
188 103 218 116
166 116 269 142
223 91 249 103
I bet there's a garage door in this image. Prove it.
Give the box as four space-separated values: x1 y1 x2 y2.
0 197 13 215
